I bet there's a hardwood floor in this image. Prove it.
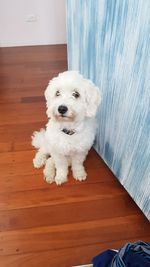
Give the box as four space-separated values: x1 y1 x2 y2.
0 44 149 267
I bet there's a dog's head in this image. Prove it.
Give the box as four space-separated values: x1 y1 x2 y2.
45 71 101 122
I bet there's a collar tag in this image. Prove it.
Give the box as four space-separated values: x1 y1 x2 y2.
62 128 75 135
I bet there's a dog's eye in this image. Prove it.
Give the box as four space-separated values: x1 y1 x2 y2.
56 90 60 97
72 91 80 98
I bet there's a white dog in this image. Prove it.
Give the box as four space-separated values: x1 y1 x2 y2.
32 71 101 185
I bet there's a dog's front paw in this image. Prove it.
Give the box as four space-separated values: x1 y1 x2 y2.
55 175 68 186
43 158 55 184
33 154 47 168
43 170 55 184
73 168 87 181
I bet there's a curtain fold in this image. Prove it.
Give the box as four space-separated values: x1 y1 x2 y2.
67 0 150 220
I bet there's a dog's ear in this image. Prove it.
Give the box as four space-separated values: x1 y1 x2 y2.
84 80 101 117
44 83 51 104
45 75 57 101
44 83 53 118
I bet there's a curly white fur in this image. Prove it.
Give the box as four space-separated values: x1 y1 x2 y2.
32 71 101 185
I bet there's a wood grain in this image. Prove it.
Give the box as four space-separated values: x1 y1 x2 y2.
0 44 149 267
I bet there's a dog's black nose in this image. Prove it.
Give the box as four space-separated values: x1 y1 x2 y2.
58 105 68 114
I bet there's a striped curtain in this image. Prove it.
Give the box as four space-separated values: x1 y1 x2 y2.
67 0 150 220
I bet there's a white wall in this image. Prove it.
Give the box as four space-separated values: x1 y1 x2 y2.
0 0 67 47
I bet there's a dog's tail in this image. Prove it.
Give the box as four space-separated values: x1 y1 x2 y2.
31 128 46 149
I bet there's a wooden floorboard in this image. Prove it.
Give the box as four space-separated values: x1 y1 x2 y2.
0 44 149 267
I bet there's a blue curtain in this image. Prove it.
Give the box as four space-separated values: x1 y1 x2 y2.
66 0 150 220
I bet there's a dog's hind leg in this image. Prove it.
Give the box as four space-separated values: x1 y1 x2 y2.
33 149 49 168
43 157 55 184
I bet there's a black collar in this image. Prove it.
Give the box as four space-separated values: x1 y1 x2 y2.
62 128 75 135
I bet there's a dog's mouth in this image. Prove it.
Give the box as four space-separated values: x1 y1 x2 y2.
59 114 68 118
53 112 76 122
57 114 74 121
